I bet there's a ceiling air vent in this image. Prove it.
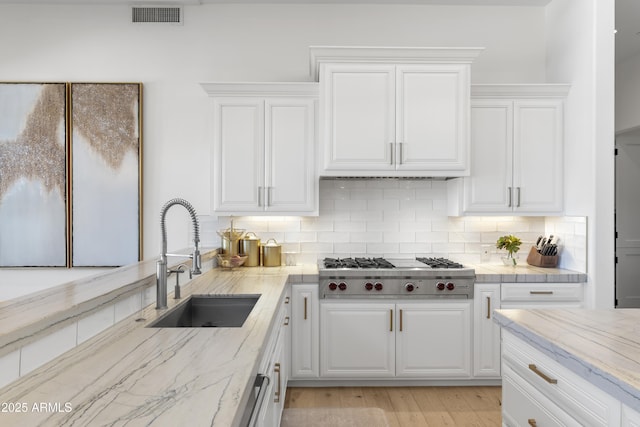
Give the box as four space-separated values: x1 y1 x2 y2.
132 6 183 24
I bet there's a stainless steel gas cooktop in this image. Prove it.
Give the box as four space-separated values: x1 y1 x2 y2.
318 257 475 299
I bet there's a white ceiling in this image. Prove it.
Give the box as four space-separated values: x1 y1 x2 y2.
0 0 636 63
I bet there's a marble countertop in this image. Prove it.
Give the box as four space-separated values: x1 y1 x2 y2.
470 263 587 283
0 265 318 426
0 252 584 426
493 308 640 410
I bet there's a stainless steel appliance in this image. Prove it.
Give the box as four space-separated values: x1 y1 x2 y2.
319 257 475 299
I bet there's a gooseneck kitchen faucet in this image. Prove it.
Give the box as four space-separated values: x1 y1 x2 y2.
157 198 202 309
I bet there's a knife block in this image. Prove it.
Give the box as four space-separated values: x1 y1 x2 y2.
526 246 558 268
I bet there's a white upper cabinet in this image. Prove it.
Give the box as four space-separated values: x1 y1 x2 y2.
449 84 570 215
202 83 318 215
311 46 483 177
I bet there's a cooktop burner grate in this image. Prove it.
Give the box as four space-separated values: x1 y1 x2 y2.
323 257 396 269
416 257 465 269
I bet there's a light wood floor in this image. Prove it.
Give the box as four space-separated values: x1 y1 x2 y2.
284 386 502 427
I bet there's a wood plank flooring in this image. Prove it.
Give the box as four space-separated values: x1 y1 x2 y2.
284 386 502 427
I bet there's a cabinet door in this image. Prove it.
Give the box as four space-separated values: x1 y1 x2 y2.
290 285 319 378
396 301 471 378
265 98 316 212
320 302 395 378
473 283 501 378
396 64 470 173
320 64 396 172
213 98 264 212
463 100 514 212
513 99 564 213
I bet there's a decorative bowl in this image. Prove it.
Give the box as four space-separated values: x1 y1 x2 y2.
217 254 248 269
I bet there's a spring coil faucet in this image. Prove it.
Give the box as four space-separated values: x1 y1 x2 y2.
157 198 202 309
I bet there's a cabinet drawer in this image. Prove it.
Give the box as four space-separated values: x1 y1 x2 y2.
502 363 579 427
501 283 583 304
502 331 620 426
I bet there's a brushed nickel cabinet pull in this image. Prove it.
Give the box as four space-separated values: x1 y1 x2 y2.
390 309 393 332
530 291 554 295
486 296 491 319
284 316 290 326
398 142 403 165
304 297 308 320
274 363 281 403
528 364 558 384
508 187 512 207
399 309 403 332
390 142 395 165
267 187 273 207
516 187 521 207
528 419 537 427
258 187 263 207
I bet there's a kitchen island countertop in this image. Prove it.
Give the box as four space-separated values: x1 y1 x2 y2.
493 308 640 410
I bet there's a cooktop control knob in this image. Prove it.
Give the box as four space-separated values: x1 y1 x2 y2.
329 282 337 291
338 282 347 291
374 282 383 291
446 282 455 291
405 283 415 292
436 282 445 291
365 282 373 291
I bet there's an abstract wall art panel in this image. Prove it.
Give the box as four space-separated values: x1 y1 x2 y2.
70 83 142 267
0 83 68 267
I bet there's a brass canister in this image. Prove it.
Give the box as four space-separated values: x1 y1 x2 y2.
261 238 282 267
240 232 260 267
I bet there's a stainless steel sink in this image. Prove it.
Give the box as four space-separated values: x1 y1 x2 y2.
148 294 260 328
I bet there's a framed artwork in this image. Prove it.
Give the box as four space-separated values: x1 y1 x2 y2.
0 83 68 267
70 83 142 267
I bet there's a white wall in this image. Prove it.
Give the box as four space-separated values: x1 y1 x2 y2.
0 3 547 260
616 52 640 133
545 0 615 308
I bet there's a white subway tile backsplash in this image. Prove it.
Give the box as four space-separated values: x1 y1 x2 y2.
349 188 384 200
300 219 333 232
284 232 317 243
383 231 416 243
0 349 20 389
350 231 383 243
318 231 350 243
195 180 584 267
334 221 366 232
416 231 449 243
367 199 400 211
398 221 432 232
366 243 400 255
383 188 415 200
334 242 367 254
300 242 333 253
399 242 430 254
334 199 367 211
367 221 399 233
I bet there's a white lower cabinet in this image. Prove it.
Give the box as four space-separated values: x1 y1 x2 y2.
320 302 395 378
320 300 472 379
622 404 640 427
502 330 621 427
473 283 501 378
290 284 319 378
501 282 584 309
256 289 290 427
